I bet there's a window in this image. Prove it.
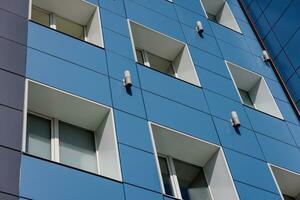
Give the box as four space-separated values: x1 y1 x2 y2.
128 20 201 86
200 0 241 33
150 123 239 200
226 61 284 119
23 80 122 181
269 165 300 200
30 0 104 47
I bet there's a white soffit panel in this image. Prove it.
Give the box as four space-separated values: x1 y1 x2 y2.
271 165 300 197
201 0 225 15
151 124 219 167
32 0 96 25
130 21 184 60
227 62 260 91
27 81 109 131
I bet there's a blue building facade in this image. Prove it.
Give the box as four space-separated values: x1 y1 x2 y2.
0 0 300 199
243 0 300 110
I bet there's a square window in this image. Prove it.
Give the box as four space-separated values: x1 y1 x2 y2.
129 20 201 86
30 0 104 47
269 165 300 200
150 123 239 200
226 61 284 119
200 0 242 33
23 80 122 181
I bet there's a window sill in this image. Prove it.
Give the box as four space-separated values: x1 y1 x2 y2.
137 63 202 89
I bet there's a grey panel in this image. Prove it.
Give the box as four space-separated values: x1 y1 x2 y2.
0 146 21 196
0 69 25 110
0 105 23 151
0 0 29 18
0 192 18 200
0 37 26 76
0 9 28 45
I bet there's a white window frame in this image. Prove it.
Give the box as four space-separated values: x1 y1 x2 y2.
31 5 88 42
225 60 284 119
149 122 240 200
158 154 212 199
22 79 122 181
26 111 101 174
136 48 179 78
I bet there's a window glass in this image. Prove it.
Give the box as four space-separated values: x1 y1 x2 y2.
238 89 255 108
147 52 175 76
26 114 51 159
31 6 50 27
135 49 144 65
207 13 217 23
56 15 85 40
173 159 212 200
158 156 174 196
283 194 295 200
59 121 97 173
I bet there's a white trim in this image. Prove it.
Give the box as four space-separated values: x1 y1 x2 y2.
27 79 112 110
268 164 285 200
22 80 29 153
148 121 240 200
109 109 123 181
53 118 60 162
94 130 101 174
224 60 284 120
127 19 138 62
50 13 56 29
199 0 209 19
142 50 151 67
28 0 33 19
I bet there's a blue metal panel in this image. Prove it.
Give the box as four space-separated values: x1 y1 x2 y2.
143 90 220 144
101 9 129 37
114 110 153 153
173 0 206 17
275 99 299 126
235 181 281 200
99 0 126 16
204 90 252 130
209 22 250 53
106 51 140 87
124 184 163 200
103 28 135 60
196 67 240 101
245 107 296 145
189 46 231 78
138 64 209 113
263 30 282 58
254 14 270 39
119 144 161 192
224 148 279 194
264 0 292 26
20 155 125 200
264 77 289 103
110 79 146 118
213 117 265 160
28 22 108 75
26 48 112 106
274 51 295 82
287 122 300 148
257 134 300 174
175 5 213 36
182 24 222 57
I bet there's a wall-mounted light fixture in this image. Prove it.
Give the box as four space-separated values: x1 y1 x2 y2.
196 20 204 33
230 111 240 127
262 50 271 62
123 70 132 88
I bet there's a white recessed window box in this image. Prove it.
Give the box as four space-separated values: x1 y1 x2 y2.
22 80 122 181
269 164 300 200
149 122 239 200
128 20 201 87
226 61 284 119
200 0 242 33
29 0 104 47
